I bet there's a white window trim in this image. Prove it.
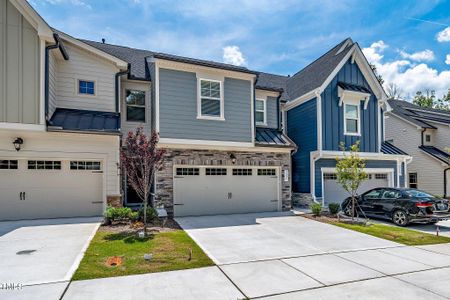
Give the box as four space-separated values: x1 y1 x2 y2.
125 89 146 123
344 101 361 136
77 79 96 97
255 98 267 126
197 78 225 121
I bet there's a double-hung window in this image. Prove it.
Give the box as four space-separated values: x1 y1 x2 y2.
198 79 223 119
409 173 418 189
255 98 266 125
126 90 146 122
344 103 360 135
78 80 95 95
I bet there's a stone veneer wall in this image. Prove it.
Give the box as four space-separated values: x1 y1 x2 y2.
155 148 292 216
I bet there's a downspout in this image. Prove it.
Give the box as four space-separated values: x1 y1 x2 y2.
115 67 130 113
45 33 68 121
421 128 426 146
444 167 450 198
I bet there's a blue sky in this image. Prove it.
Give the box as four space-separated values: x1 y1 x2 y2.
30 0 450 99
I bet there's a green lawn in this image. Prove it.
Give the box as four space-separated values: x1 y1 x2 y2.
333 222 450 246
72 229 214 281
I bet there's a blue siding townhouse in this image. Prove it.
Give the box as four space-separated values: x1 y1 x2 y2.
274 39 411 205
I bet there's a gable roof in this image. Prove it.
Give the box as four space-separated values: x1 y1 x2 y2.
255 72 289 101
387 99 450 129
285 38 354 101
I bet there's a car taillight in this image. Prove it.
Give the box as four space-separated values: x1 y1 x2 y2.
416 202 433 208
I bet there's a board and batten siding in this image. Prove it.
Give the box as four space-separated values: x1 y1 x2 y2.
321 59 379 152
158 68 252 142
121 80 152 137
54 42 119 112
0 0 40 124
314 158 398 198
287 99 317 193
385 113 445 195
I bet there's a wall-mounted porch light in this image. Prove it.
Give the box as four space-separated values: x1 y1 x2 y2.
13 137 23 151
230 153 236 165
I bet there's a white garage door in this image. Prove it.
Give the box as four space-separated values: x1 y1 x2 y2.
323 172 390 205
173 166 279 216
0 159 103 221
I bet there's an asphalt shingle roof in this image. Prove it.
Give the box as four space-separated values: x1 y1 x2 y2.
81 37 358 103
48 108 120 134
285 38 354 101
386 99 450 129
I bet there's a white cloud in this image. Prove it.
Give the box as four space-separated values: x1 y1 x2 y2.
399 49 434 62
43 0 91 9
363 41 450 99
446 54 450 65
361 40 387 64
437 27 450 42
223 46 246 66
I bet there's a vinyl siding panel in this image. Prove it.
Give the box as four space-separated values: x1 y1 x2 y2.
322 59 378 152
0 0 40 124
287 99 317 193
159 68 252 142
314 158 398 198
385 113 445 195
121 80 152 137
265 96 278 129
55 43 118 112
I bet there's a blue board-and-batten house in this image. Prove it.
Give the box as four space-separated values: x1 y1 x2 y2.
277 39 411 205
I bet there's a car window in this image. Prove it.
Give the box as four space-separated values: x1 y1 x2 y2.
382 190 402 200
404 190 434 198
364 189 383 200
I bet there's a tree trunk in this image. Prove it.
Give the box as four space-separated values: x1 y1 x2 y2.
143 191 148 234
351 195 355 223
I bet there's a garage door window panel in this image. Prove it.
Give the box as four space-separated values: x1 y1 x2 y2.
205 168 227 175
70 161 101 171
258 169 276 176
176 168 200 176
28 160 61 170
0 160 18 169
233 168 252 176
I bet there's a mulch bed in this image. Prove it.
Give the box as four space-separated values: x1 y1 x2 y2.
99 218 181 233
303 213 368 225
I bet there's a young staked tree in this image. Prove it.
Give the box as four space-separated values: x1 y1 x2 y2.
335 141 368 222
121 127 165 232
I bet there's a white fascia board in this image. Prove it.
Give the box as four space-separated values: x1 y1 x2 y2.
159 139 291 153
321 167 395 174
56 31 128 69
319 150 411 161
10 0 54 40
283 89 320 111
318 45 356 93
0 123 46 132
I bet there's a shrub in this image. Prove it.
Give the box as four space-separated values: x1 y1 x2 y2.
310 203 322 216
104 206 133 222
129 211 139 222
328 203 340 215
139 206 158 223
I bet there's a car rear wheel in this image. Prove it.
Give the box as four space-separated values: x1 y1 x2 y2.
392 210 409 226
344 203 358 217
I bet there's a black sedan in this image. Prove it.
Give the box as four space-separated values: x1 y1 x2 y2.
341 188 450 226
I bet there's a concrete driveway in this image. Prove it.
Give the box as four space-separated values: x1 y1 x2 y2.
0 217 100 300
61 212 450 299
176 212 450 299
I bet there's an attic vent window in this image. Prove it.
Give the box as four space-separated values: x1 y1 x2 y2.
79 80 95 95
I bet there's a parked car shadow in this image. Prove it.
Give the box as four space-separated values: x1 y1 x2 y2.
176 211 295 230
0 217 102 237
